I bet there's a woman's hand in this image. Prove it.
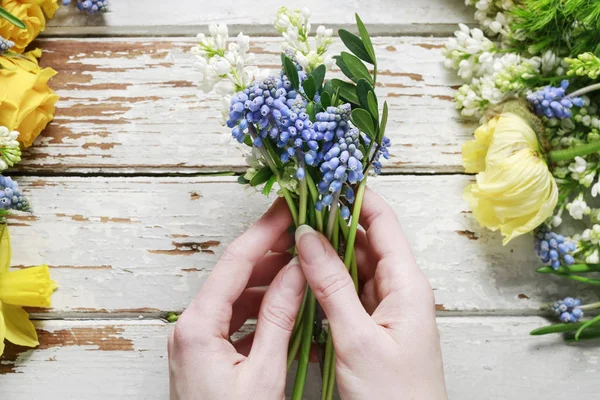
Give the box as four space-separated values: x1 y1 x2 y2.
168 199 305 400
295 189 448 400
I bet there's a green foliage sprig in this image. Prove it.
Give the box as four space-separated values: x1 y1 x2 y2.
0 6 25 29
510 0 600 56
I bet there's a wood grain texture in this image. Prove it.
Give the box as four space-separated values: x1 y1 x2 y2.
18 37 472 174
1 317 597 399
44 0 473 36
8 175 595 315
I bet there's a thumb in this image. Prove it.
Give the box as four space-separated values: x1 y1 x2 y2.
295 225 372 335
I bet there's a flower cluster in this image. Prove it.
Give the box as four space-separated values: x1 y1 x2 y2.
0 127 21 171
551 297 583 323
0 36 13 54
62 0 108 14
534 228 576 270
274 7 333 72
0 176 29 212
566 53 600 80
527 80 583 119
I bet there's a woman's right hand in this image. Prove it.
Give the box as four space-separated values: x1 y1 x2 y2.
295 188 448 400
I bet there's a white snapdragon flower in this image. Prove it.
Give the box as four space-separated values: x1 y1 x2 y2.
0 127 21 171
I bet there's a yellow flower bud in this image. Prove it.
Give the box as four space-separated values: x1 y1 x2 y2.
0 0 58 54
462 112 558 244
0 48 59 148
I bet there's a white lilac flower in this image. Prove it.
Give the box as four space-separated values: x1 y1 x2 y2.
552 215 563 227
581 172 596 188
274 7 332 72
192 27 259 97
0 127 21 171
443 24 495 80
587 249 600 264
567 195 591 220
568 156 587 180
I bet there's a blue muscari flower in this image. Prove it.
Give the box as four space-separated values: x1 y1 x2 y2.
527 80 584 119
0 36 14 54
372 136 391 175
318 127 365 195
534 227 576 270
551 297 583 323
67 0 109 14
0 176 30 212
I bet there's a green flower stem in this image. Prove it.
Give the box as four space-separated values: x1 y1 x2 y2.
321 329 333 400
549 141 600 163
324 352 336 400
556 273 600 285
575 314 600 340
291 290 308 339
287 313 305 369
568 82 600 98
326 191 341 240
306 173 324 232
530 321 586 335
579 301 600 311
537 264 600 274
291 290 316 400
344 180 367 267
299 176 308 226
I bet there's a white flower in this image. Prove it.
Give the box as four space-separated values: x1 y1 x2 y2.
586 249 599 264
0 126 21 171
569 156 587 174
552 215 563 227
593 180 600 197
567 196 591 220
581 171 596 187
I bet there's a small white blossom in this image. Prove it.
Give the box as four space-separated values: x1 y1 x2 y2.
568 157 587 180
567 195 591 220
551 215 563 227
581 171 596 188
593 179 600 197
0 127 21 171
586 249 599 264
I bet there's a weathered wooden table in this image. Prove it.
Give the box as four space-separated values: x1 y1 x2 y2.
1 1 597 398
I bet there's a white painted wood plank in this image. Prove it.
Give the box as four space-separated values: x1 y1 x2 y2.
0 317 595 399
8 175 595 315
44 0 473 36
21 37 470 174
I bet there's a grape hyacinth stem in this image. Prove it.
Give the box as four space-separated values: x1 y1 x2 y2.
568 82 600 98
578 301 600 311
326 190 341 240
291 291 316 400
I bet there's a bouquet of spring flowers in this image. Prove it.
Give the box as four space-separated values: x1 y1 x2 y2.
192 7 390 398
445 0 600 342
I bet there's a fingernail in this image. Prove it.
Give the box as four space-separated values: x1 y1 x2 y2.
295 225 326 263
281 257 305 295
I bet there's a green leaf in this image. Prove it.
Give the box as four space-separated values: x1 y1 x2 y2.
338 29 373 64
555 273 600 285
281 53 300 90
341 52 373 85
537 264 600 274
302 75 317 100
356 79 372 112
311 65 326 91
243 135 253 147
237 175 250 185
367 91 378 118
334 55 358 83
320 91 331 108
355 14 376 65
250 166 273 187
575 314 600 340
378 101 388 142
330 79 359 105
565 328 600 342
262 175 277 196
322 80 334 96
351 108 376 138
530 321 586 335
0 7 26 29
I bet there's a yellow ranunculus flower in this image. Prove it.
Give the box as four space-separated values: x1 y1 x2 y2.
0 48 59 148
462 111 558 245
0 224 57 356
0 0 58 53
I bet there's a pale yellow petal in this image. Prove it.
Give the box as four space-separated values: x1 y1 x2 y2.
3 303 38 347
0 301 5 356
484 112 541 170
0 265 57 307
0 225 10 274
462 117 498 173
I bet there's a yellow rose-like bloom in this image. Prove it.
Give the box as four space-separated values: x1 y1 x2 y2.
0 225 57 356
0 48 59 148
0 0 58 53
462 112 558 244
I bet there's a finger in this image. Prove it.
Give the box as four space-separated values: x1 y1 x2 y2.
247 257 306 372
270 229 294 253
229 288 266 336
295 225 373 336
359 188 423 295
247 252 293 288
190 198 292 337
